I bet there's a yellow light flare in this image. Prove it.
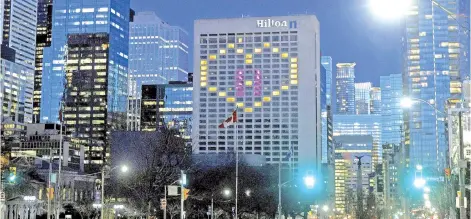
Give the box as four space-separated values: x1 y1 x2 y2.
209 55 217 60
264 42 270 48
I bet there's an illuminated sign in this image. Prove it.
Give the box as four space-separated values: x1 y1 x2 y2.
256 19 297 29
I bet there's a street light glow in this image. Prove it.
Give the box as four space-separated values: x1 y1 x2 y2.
369 0 411 19
322 205 329 212
245 189 251 197
400 97 414 108
120 165 129 173
304 176 315 189
424 187 431 193
416 165 423 171
414 178 426 188
223 188 231 197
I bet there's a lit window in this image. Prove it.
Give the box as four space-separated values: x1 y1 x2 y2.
245 81 253 86
272 90 280 96
246 59 253 64
246 54 253 59
255 48 262 53
244 108 253 113
263 97 271 102
290 75 298 79
254 102 262 107
264 43 270 48
227 97 235 102
282 86 289 90
209 87 217 92
201 71 207 76
236 102 244 107
201 76 207 81
201 66 207 71
291 69 298 74
272 48 279 53
209 55 217 60
220 49 226 54
228 43 235 48
291 64 298 68
219 92 227 97
282 53 289 58
237 49 244 54
290 57 298 63
290 80 298 85
238 37 243 43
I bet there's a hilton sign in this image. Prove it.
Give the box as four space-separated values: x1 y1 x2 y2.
256 19 297 29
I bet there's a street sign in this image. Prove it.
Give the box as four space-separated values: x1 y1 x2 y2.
456 197 468 208
168 185 179 196
160 198 167 209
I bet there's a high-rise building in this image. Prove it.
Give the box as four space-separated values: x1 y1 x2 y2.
193 15 322 176
355 82 372 115
333 114 381 166
380 74 403 211
334 135 374 215
321 56 332 106
336 63 355 114
129 11 189 96
2 0 38 69
370 87 381 115
33 0 54 123
40 0 131 124
403 0 470 173
63 33 115 167
140 82 192 140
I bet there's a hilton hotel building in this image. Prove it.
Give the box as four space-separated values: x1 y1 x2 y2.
193 15 321 176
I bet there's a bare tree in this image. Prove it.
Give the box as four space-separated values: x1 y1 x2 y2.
167 201 180 219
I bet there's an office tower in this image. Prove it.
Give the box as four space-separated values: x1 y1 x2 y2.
321 63 333 164
321 56 332 106
380 74 402 211
333 114 381 166
2 0 38 68
0 59 34 137
140 82 192 140
40 0 131 124
63 33 114 167
336 63 355 114
193 15 322 176
33 0 53 123
129 12 189 96
370 87 381 115
403 0 470 173
127 76 140 131
355 82 372 115
334 135 374 215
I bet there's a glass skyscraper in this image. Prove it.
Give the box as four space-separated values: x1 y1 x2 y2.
355 82 372 115
129 12 189 96
40 0 131 124
321 57 333 164
403 0 469 173
321 56 332 106
333 114 381 166
370 87 381 115
336 63 355 114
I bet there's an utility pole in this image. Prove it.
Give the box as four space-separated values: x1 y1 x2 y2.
181 170 185 219
458 111 466 219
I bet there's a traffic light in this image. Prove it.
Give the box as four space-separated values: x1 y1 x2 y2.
445 168 451 177
8 167 16 184
47 187 54 200
183 188 190 200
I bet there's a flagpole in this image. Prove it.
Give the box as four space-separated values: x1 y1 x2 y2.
235 107 238 219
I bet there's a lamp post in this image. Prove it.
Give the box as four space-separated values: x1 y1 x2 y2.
100 165 128 219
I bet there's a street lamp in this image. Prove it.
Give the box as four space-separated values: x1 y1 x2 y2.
245 189 251 197
413 178 426 188
322 205 329 212
304 175 315 189
369 0 411 19
223 188 231 197
101 165 129 219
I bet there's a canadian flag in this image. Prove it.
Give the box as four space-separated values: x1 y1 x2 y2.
218 110 237 128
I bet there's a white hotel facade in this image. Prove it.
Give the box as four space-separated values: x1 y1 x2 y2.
192 15 321 176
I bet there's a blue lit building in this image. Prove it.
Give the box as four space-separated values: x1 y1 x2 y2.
40 0 131 123
321 57 333 164
336 63 355 114
380 74 403 147
129 11 189 96
140 82 192 140
333 114 381 166
321 56 332 106
403 0 469 173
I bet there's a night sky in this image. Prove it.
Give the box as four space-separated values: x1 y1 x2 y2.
131 0 403 86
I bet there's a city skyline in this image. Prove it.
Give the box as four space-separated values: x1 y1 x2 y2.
131 0 402 86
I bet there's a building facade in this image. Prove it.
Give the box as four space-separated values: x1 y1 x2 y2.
370 87 381 115
355 82 372 115
40 0 131 124
403 0 470 173
321 56 332 106
193 15 322 176
380 74 403 210
129 11 189 96
140 82 192 140
2 0 38 69
336 63 355 114
33 0 54 123
333 114 381 167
